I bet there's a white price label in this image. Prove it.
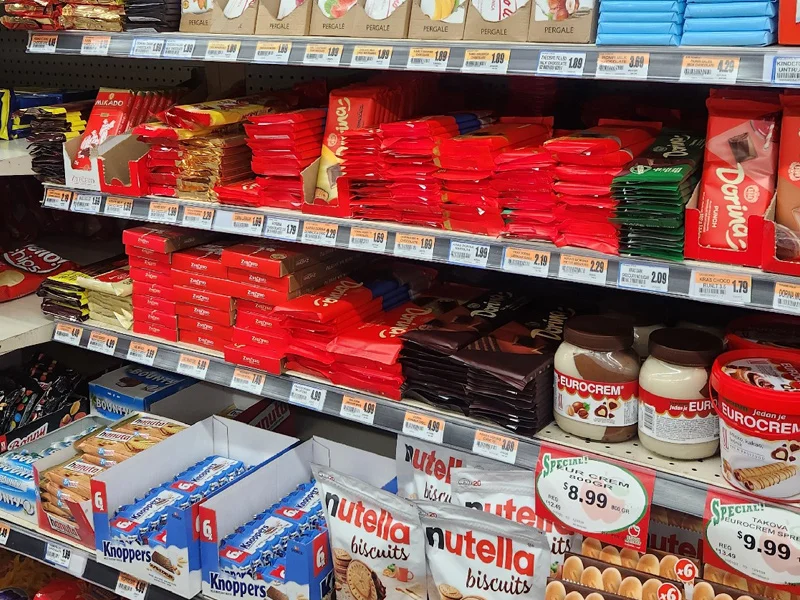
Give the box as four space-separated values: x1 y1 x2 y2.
303 44 342 66
680 56 739 84
351 46 392 69
28 34 58 53
254 41 292 64
45 542 71 568
104 196 133 218
231 213 265 236
774 282 800 314
537 51 586 77
462 49 510 74
402 411 444 444
407 47 449 71
71 193 102 214
265 217 299 241
596 52 649 80
130 38 164 58
115 573 148 600
43 189 72 210
177 354 210 380
301 222 339 247
394 233 435 261
87 331 118 356
54 323 82 346
0 525 9 545
689 271 751 305
163 39 195 58
502 247 550 278
472 430 518 464
126 341 157 366
773 57 800 85
182 206 214 230
448 241 490 268
148 201 179 223
349 227 388 252
288 383 326 411
80 35 111 56
231 368 265 395
558 255 608 285
205 40 241 61
618 263 669 293
340 396 377 425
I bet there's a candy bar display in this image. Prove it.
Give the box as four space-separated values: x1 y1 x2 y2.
0 244 74 303
597 0 685 45
123 0 180 30
682 0 777 46
25 101 94 184
89 365 195 419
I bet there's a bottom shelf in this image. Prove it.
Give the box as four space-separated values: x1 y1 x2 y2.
0 295 55 356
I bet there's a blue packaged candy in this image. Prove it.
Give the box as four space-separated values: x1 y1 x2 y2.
601 0 685 12
272 506 316 532
220 514 299 574
600 10 684 21
168 456 246 503
599 21 682 33
257 558 286 585
285 483 320 513
680 28 775 43
684 15 774 30
597 32 682 44
684 1 775 17
0 460 33 492
688 0 770 3
110 488 186 542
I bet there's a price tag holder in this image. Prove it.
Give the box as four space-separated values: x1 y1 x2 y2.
703 489 800 588
54 323 82 346
349 227 388 253
115 573 148 600
205 40 241 61
230 368 265 395
535 444 656 551
177 354 210 380
43 189 72 210
773 56 800 86
80 35 111 56
402 411 444 444
394 233 435 261
689 271 751 305
0 524 9 545
472 430 518 464
182 206 215 230
774 282 800 314
558 254 608 285
462 49 510 75
71 193 102 214
130 38 164 58
448 241 490 268
254 41 292 64
301 222 339 247
104 196 133 218
231 213 265 236
163 39 195 59
288 383 326 411
595 52 649 80
680 56 739 84
265 216 299 241
407 47 449 71
502 247 550 278
126 341 157 366
148 201 179 224
339 396 377 425
618 263 669 293
45 542 72 568
351 46 392 69
303 44 343 66
28 34 58 53
537 51 586 77
87 331 118 356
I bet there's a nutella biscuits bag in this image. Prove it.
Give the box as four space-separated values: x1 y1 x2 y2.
313 464 427 600
417 500 551 600
450 468 580 577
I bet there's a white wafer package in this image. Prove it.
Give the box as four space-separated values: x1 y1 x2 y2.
313 464 427 600
450 468 581 577
417 500 552 600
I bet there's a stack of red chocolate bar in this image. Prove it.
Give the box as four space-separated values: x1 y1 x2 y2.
496 145 558 240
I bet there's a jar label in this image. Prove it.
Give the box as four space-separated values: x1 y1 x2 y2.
638 388 719 444
723 358 800 393
554 369 639 426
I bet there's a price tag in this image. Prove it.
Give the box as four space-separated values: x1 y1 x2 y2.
303 44 343 66
351 46 392 69
205 40 241 61
349 227 388 252
618 263 669 293
104 196 133 218
288 383 326 411
130 38 164 58
43 189 72 210
339 396 377 425
535 444 656 551
704 490 800 587
773 57 800 85
0 525 9 545
87 331 118 356
28 34 58 53
689 271 751 305
596 52 649 80
163 39 195 59
177 354 210 380
80 35 111 56
472 430 518 464
402 411 444 444
558 255 608 285
231 213 265 236
148 201 179 224
254 41 292 64
680 56 739 84
537 51 586 77
394 233 435 261
53 323 82 346
71 193 102 214
265 216 299 241
502 247 550 278
115 573 148 600
774 282 800 314
230 368 265 395
462 49 510 74
448 241 490 268
182 206 214 230
407 47 449 71
301 222 339 247
45 542 71 568
126 341 157 366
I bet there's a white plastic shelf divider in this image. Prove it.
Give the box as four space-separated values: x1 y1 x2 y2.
0 139 33 176
0 295 54 356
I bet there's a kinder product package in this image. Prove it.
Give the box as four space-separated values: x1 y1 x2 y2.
417 500 551 600
449 468 579 577
313 464 427 600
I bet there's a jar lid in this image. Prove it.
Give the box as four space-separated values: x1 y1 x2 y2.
649 328 723 367
725 314 800 352
563 315 634 352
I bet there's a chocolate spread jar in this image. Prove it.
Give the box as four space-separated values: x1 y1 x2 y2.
553 316 640 442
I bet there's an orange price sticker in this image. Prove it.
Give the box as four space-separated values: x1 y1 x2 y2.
340 396 377 425
502 247 550 277
29 34 58 53
773 282 800 314
402 411 444 443
349 227 388 252
80 35 111 56
182 206 214 230
43 189 72 209
231 213 264 235
53 323 83 346
230 368 265 395
104 196 133 217
148 201 179 223
472 430 518 464
596 52 649 79
681 56 739 84
690 271 751 305
87 331 118 356
558 254 608 285
301 222 339 247
177 354 210 379
394 233 435 260
127 341 157 366
0 524 9 545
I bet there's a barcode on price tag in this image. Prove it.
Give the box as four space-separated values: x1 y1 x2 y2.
302 222 339 247
54 323 82 346
618 263 669 293
537 51 586 77
87 331 118 356
115 573 148 600
80 35 111 55
340 396 376 425
773 57 800 85
773 282 800 314
44 189 72 210
45 542 71 568
502 247 550 278
148 201 179 223
351 46 392 68
254 41 292 64
402 411 444 444
394 233 435 260
462 49 510 74
104 196 133 217
349 227 388 252
558 255 608 285
127 341 157 366
0 525 9 545
680 56 739 84
71 193 102 214
596 52 649 80
130 38 164 58
182 206 214 230
304 44 342 66
472 430 518 464
407 47 449 71
689 271 751 305
28 34 57 53
230 368 265 395
265 217 299 241
163 39 195 58
205 40 241 61
231 213 264 236
177 354 210 379
448 241 490 268
288 383 326 411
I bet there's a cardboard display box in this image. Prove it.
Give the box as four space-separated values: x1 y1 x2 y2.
180 0 257 34
528 0 597 42
463 0 531 41
63 137 101 192
0 395 89 454
407 0 468 40
90 365 196 420
97 134 150 197
255 0 312 34
309 0 410 37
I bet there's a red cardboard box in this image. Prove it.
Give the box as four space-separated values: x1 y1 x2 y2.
123 225 217 253
133 307 179 329
129 255 172 276
224 343 284 375
176 302 235 326
220 242 336 277
126 245 172 264
130 266 173 288
180 329 227 352
236 309 281 333
178 316 234 340
172 244 230 279
133 320 179 342
232 325 288 350
174 285 235 312
133 281 177 301
132 294 177 315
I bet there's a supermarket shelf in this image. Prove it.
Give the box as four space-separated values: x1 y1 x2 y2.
43 185 795 314
0 295 54 356
24 31 800 86
0 139 33 176
52 317 800 519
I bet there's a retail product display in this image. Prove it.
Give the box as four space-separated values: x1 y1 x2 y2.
682 0 777 45
25 101 94 184
89 365 195 419
0 244 73 303
597 0 685 45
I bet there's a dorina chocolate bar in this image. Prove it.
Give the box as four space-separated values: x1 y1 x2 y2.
220 242 337 277
122 225 218 253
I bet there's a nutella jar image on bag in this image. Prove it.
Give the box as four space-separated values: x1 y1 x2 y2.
554 316 640 442
313 464 428 600
638 328 723 460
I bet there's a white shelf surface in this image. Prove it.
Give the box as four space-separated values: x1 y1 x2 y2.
0 295 53 356
0 139 32 176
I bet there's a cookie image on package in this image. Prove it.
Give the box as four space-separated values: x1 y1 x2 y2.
438 584 462 600
149 551 178 581
347 560 386 600
333 548 352 582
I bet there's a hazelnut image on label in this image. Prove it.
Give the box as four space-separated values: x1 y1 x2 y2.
599 546 621 566
642 579 661 600
580 566 603 589
620 548 640 569
692 583 715 600
617 577 643 599
545 581 567 600
659 555 678 580
563 556 585 581
602 567 622 593
636 554 660 575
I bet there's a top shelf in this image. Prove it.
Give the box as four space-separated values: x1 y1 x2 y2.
25 31 800 86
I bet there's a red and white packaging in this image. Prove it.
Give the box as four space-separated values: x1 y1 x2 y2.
174 285 235 313
237 309 281 333
553 372 639 428
777 93 800 234
0 245 74 302
221 242 335 277
171 244 230 279
272 278 371 323
129 255 172 276
123 225 217 254
224 343 284 374
180 329 227 352
133 281 177 301
176 302 235 326
133 320 178 342
126 245 172 265
74 88 136 171
232 326 287 350
130 266 173 288
238 300 275 314
178 316 234 340
132 294 176 315
132 306 179 329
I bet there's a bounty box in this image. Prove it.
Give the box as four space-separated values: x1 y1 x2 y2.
89 365 196 420
92 416 297 598
200 436 396 600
